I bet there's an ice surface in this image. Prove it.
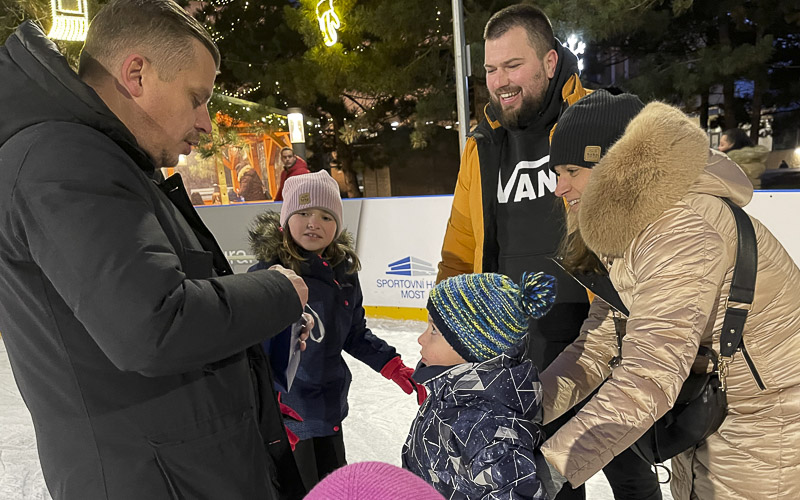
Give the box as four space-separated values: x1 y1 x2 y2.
0 341 51 500
0 319 673 499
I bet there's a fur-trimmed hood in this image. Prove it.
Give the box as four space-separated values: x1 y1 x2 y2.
248 210 355 263
578 101 753 257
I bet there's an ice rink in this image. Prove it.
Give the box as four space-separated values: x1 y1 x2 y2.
0 318 673 499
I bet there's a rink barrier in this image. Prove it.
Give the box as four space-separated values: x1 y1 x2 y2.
196 191 800 318
363 306 428 322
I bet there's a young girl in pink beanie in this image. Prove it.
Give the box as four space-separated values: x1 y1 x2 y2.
248 170 426 491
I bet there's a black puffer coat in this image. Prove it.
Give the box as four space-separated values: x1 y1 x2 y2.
0 23 305 500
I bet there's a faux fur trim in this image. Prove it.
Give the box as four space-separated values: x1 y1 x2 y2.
248 210 355 262
578 101 710 257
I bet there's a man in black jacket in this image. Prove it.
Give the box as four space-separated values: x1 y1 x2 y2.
0 1 308 498
437 4 660 499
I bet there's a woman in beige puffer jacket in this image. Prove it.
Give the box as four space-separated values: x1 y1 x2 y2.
540 91 800 499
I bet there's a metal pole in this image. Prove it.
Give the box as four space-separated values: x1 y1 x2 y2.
451 0 470 153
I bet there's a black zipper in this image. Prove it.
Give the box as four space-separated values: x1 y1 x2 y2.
740 343 766 391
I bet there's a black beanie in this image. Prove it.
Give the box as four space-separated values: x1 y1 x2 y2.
549 89 645 171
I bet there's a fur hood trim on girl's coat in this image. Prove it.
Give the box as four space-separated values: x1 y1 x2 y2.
247 210 355 263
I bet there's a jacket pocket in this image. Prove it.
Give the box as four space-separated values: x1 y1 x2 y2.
183 248 213 279
149 413 274 500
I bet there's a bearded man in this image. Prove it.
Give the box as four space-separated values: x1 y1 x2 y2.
435 4 661 499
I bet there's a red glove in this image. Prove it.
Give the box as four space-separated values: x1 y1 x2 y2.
380 356 428 405
277 392 303 451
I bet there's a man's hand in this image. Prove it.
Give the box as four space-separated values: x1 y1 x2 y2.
269 264 308 308
297 312 313 351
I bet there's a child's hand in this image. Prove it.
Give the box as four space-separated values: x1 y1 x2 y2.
269 264 309 308
380 356 428 405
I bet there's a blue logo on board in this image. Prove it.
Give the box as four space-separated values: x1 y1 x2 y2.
385 256 436 276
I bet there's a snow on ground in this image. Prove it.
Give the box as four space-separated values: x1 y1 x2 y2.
0 319 673 499
0 341 51 500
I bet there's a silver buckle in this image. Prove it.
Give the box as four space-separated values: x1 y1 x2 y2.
723 296 752 312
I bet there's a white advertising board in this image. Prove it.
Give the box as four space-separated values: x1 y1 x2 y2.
746 191 800 265
355 196 453 309
199 191 800 312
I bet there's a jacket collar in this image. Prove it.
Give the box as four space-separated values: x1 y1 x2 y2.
248 210 355 265
1 22 155 174
414 342 539 417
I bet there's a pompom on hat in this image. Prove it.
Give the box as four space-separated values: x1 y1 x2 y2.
549 89 645 172
279 170 343 236
304 461 444 500
427 272 557 362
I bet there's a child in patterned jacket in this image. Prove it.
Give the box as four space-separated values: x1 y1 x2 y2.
403 272 562 500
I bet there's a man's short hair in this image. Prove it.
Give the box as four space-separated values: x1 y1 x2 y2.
722 128 753 151
483 4 554 59
280 147 294 155
78 0 220 81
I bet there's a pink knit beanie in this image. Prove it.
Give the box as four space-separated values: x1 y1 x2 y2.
304 462 444 500
279 170 343 236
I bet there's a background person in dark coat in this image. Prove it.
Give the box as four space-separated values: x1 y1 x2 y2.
0 1 312 499
238 164 269 201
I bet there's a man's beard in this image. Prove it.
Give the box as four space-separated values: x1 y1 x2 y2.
489 71 549 128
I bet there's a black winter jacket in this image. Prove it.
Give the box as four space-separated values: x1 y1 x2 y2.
0 22 305 500
474 43 590 346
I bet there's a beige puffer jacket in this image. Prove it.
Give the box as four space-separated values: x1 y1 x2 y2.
539 102 800 499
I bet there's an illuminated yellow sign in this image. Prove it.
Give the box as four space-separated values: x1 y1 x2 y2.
316 0 340 47
47 0 89 42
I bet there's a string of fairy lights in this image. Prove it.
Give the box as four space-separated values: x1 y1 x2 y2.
203 0 575 145
212 87 323 134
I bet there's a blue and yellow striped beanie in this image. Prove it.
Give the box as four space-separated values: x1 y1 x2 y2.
427 272 557 362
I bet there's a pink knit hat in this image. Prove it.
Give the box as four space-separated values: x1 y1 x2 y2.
304 462 444 500
279 170 343 237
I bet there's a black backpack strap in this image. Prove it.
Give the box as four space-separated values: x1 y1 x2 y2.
717 198 757 390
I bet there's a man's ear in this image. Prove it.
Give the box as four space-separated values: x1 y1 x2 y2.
543 49 558 79
119 54 147 98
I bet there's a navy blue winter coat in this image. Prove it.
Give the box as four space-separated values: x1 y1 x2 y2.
248 212 399 439
402 343 549 499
